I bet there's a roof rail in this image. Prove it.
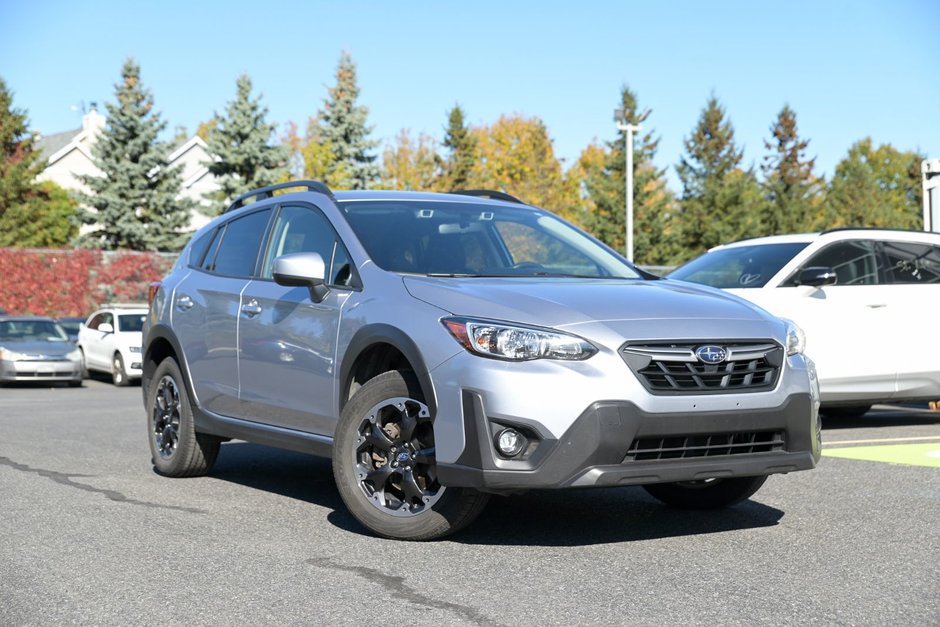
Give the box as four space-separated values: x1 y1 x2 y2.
450 189 525 204
224 180 335 214
819 226 923 235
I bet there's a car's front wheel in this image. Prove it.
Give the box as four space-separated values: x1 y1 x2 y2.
147 357 220 477
333 370 489 540
112 353 129 387
643 475 768 509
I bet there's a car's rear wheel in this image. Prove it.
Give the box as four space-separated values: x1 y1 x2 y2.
112 353 129 387
643 475 768 509
147 357 220 477
333 370 489 540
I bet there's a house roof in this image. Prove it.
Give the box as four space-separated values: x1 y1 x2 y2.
37 128 81 161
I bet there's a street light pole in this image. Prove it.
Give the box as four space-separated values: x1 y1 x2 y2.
614 111 641 262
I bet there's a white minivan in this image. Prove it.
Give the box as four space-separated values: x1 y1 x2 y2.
670 229 940 416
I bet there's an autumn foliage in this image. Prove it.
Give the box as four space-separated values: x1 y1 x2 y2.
0 248 175 317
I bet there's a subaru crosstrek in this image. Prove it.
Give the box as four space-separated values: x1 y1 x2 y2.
142 181 821 540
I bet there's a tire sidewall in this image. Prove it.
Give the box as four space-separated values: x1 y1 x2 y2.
332 370 475 540
147 357 197 476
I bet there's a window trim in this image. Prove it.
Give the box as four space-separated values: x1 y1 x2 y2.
197 207 276 280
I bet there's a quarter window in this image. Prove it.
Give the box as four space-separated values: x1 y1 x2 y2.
880 241 940 284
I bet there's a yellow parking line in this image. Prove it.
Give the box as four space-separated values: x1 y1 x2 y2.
822 443 940 468
822 435 940 447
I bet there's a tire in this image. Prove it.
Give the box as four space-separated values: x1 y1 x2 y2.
822 404 872 419
643 475 768 510
68 380 83 388
332 370 489 540
78 348 88 379
112 353 130 387
147 356 220 477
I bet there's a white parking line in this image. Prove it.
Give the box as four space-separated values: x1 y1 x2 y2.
823 435 940 447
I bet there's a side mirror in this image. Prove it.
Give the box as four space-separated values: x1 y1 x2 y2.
797 266 837 287
98 322 114 334
273 252 329 302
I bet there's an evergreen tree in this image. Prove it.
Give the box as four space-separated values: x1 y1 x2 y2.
582 86 677 264
205 74 288 213
0 181 78 247
0 78 46 227
822 138 923 229
77 59 192 251
441 104 476 190
761 105 820 234
318 52 379 189
675 96 764 261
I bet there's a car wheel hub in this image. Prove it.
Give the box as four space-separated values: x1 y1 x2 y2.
354 396 443 517
152 375 181 458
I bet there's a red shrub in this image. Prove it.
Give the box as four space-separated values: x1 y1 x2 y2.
0 248 177 318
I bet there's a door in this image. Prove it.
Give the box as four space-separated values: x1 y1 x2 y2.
878 239 940 399
172 209 272 417
83 312 115 370
735 239 895 403
236 204 353 434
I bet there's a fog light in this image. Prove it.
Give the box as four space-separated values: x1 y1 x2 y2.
495 428 525 457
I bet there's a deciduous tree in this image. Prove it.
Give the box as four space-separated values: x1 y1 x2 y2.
382 130 442 191
822 138 923 229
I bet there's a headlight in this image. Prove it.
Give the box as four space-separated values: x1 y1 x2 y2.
0 348 25 361
442 317 597 361
782 319 805 356
128 346 141 354
67 349 83 362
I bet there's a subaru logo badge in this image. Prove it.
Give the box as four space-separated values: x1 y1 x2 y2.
695 345 727 364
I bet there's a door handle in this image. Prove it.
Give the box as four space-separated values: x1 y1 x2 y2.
241 299 262 317
175 295 194 311
866 303 887 309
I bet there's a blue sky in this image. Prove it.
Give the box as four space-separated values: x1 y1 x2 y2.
2 0 938 189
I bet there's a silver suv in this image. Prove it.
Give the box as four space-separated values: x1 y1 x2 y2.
143 181 820 540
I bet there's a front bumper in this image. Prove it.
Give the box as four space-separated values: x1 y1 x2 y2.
436 392 820 491
0 359 83 383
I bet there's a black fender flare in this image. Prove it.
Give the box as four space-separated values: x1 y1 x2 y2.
338 324 436 416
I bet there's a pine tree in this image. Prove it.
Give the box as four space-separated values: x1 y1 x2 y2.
205 74 288 213
441 104 476 190
0 78 46 227
582 86 677 264
761 105 820 234
675 96 764 261
77 59 193 251
319 52 379 189
822 138 923 229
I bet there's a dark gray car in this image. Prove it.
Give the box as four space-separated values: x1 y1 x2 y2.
143 182 820 540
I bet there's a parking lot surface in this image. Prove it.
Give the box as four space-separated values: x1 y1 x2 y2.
1 380 938 625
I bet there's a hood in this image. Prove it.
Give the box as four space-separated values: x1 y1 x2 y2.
1 340 75 357
402 276 772 328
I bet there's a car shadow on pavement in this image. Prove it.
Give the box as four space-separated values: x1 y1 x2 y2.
821 406 940 430
210 442 785 546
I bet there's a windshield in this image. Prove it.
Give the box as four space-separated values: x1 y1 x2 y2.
669 243 809 288
340 200 641 279
118 314 146 332
0 320 69 342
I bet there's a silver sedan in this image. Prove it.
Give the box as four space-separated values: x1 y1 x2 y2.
0 317 83 386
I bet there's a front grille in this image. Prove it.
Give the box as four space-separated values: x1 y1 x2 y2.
624 431 786 462
621 341 783 394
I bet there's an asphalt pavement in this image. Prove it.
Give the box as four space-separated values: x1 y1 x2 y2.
1 379 938 626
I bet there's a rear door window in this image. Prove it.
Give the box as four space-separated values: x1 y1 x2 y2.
209 209 272 278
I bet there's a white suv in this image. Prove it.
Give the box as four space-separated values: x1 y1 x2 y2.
670 228 940 416
78 304 148 386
